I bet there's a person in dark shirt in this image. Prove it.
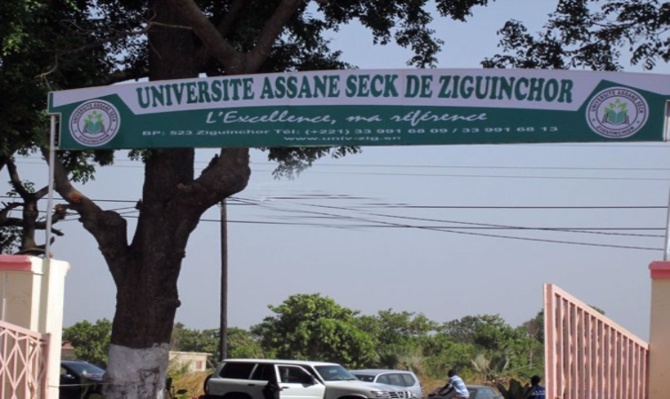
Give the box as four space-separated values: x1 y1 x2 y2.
263 370 282 399
525 375 546 399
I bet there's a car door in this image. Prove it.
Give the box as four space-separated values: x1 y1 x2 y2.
59 365 82 399
209 361 267 398
277 365 326 399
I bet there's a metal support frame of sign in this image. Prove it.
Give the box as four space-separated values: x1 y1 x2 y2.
44 68 670 256
45 115 57 261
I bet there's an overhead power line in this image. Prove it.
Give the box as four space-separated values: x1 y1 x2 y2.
231 197 665 251
12 158 670 182
2 194 669 210
50 211 662 252
2 194 667 251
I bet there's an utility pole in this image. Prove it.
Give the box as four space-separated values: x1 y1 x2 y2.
219 199 228 360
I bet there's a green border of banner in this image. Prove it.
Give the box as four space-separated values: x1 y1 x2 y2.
48 69 670 150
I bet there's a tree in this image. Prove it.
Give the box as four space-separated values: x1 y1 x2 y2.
521 310 544 343
14 1 501 397
357 309 437 371
420 332 475 380
251 293 376 367
0 0 115 254
482 0 670 71
171 323 220 354
441 315 543 381
0 160 69 254
10 0 667 397
62 319 113 368
223 327 263 361
171 325 264 366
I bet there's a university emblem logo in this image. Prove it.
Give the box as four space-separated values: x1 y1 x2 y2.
586 87 648 139
69 100 120 147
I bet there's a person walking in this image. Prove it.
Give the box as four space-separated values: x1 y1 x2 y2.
524 375 546 399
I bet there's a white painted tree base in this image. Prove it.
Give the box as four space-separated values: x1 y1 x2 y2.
103 343 170 399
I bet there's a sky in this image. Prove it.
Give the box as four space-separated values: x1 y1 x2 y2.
8 0 670 341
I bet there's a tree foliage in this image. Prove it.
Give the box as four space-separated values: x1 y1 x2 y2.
521 311 544 343
0 0 118 254
482 0 670 71
62 319 112 368
170 324 265 367
251 293 376 368
357 309 437 371
171 323 220 355
226 327 265 360
0 0 119 165
442 314 543 381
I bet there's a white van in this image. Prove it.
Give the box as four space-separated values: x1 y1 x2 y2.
204 359 411 399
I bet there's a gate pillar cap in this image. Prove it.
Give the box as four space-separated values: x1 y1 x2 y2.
0 255 34 271
650 261 670 279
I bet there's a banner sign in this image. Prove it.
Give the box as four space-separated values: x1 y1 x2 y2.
48 69 670 150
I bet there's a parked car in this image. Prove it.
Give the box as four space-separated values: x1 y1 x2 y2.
466 385 503 399
350 369 423 399
203 358 412 399
429 384 502 399
59 360 105 399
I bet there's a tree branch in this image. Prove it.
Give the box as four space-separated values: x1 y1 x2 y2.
0 217 23 228
166 0 245 73
216 0 252 38
0 202 21 221
6 159 30 199
34 184 49 200
176 148 250 212
41 147 130 273
0 155 8 172
245 0 302 72
168 0 302 74
195 0 251 64
105 68 149 85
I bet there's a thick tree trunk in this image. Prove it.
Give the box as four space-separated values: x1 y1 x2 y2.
101 146 249 398
47 0 260 396
106 343 170 398
102 1 220 398
103 157 200 396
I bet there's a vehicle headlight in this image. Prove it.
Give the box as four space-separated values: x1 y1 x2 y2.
369 391 391 398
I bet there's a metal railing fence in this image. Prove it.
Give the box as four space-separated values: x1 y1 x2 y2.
0 320 49 399
545 284 648 399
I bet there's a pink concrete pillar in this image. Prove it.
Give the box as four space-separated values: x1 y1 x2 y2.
0 254 70 399
649 261 670 399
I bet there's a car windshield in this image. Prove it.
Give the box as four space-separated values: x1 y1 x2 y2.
67 362 105 376
314 365 358 381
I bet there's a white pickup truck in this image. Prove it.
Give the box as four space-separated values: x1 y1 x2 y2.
203 359 411 399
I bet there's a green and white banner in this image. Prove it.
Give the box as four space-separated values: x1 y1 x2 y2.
48 69 670 150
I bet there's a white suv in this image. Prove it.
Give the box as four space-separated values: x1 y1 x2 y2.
204 359 411 399
350 369 423 399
